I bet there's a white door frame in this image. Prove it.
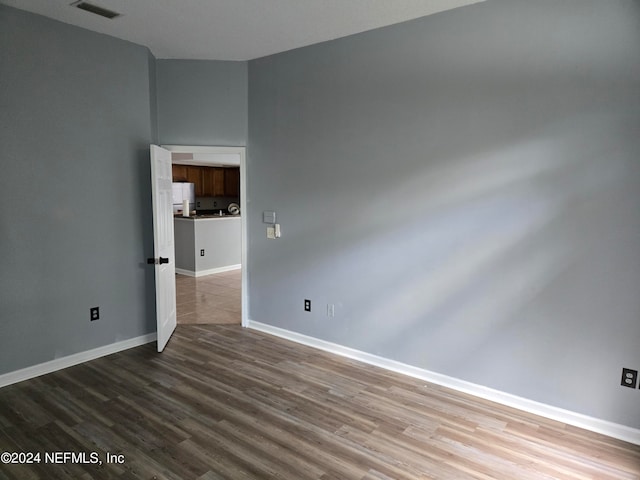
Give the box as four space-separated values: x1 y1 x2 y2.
163 145 248 328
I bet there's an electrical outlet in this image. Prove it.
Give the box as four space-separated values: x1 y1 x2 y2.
327 304 335 317
621 368 638 388
200 249 205 256
90 307 100 321
304 299 311 312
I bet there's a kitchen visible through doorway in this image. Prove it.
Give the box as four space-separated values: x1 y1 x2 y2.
163 145 247 327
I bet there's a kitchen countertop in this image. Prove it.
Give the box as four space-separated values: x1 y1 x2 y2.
174 214 241 220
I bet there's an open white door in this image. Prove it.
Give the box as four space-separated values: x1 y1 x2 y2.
149 145 177 352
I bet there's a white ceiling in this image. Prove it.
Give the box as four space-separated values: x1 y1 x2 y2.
2 0 484 60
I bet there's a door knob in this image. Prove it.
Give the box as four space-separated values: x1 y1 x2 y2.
147 257 170 265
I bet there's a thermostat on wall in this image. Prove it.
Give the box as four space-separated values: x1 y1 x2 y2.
263 211 276 224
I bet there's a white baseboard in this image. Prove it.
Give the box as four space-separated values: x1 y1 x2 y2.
175 268 196 277
247 320 640 446
0 333 157 389
176 264 241 277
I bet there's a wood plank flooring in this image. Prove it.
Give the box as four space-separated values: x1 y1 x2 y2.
0 325 639 479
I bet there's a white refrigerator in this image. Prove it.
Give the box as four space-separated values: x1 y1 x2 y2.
172 183 195 214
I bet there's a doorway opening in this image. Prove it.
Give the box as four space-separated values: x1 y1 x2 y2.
163 145 248 328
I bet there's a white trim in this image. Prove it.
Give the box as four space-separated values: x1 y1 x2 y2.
163 145 245 167
162 145 242 154
175 268 196 277
0 333 157 389
247 320 640 446
162 145 242 166
175 264 241 278
239 147 248 327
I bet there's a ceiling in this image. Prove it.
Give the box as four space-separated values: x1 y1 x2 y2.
1 0 485 61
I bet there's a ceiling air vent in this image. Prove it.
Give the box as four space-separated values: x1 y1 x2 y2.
71 1 121 19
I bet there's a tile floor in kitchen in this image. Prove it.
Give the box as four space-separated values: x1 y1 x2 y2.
175 269 241 324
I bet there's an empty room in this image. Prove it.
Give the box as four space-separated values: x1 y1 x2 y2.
1 0 639 478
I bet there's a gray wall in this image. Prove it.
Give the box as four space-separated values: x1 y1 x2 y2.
156 60 247 146
248 0 640 428
0 6 156 374
195 218 241 272
148 51 159 145
174 218 242 274
174 219 196 272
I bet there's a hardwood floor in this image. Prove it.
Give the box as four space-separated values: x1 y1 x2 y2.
176 270 241 324
0 325 638 479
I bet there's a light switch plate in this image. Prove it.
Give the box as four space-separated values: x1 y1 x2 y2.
267 226 276 239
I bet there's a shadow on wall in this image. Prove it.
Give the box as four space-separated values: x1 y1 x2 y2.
137 146 158 332
352 115 629 362
254 113 638 375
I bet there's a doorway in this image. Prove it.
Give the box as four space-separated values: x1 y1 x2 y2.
163 145 248 327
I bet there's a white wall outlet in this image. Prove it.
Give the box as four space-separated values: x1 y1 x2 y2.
267 226 276 239
327 304 335 317
274 223 281 238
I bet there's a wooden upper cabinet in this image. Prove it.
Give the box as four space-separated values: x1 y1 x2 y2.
224 167 240 198
186 166 204 196
173 165 240 198
201 168 214 197
202 167 224 197
201 167 225 197
213 168 226 196
172 164 188 182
